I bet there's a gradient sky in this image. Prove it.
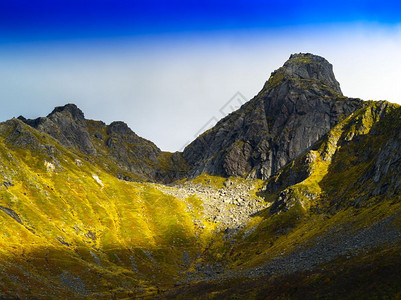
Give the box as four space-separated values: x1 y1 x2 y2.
1 0 401 151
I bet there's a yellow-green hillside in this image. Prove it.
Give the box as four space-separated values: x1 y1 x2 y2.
1 99 401 299
0 119 217 298
163 100 401 299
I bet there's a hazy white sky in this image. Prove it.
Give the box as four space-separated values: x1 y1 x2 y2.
1 24 401 151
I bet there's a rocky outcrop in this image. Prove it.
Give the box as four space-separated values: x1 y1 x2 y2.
102 120 162 180
278 53 342 94
19 104 96 155
263 100 401 214
183 53 363 179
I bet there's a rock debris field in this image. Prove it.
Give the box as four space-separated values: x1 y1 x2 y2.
154 179 268 233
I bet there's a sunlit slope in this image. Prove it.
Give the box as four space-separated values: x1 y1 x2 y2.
0 119 211 298
169 100 401 298
1 100 401 299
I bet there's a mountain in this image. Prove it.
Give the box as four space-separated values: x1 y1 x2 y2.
183 53 363 179
1 53 401 299
18 104 187 183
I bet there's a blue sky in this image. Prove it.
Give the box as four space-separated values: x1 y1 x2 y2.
1 0 401 41
1 0 401 151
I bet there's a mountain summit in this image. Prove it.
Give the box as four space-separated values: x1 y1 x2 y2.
183 53 362 179
19 103 96 155
277 53 342 94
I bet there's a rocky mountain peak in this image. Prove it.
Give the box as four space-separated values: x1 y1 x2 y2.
268 53 342 95
19 103 96 155
183 53 362 180
107 121 135 136
48 103 85 121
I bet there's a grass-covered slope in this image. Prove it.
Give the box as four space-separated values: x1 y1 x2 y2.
1 99 401 299
164 100 401 298
0 119 215 298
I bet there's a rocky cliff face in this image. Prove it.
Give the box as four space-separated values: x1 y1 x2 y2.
87 119 163 180
183 53 363 179
19 104 96 155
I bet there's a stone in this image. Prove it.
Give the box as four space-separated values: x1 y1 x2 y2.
182 53 363 180
20 104 97 155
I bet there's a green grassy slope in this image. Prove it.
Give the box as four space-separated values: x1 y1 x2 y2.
1 100 401 299
164 101 401 298
0 119 213 298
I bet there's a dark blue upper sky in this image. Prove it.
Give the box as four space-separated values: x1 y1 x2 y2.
1 0 401 43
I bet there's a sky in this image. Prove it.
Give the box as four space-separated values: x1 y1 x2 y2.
1 1 401 151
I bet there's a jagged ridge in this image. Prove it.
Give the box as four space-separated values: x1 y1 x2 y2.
19 104 187 183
